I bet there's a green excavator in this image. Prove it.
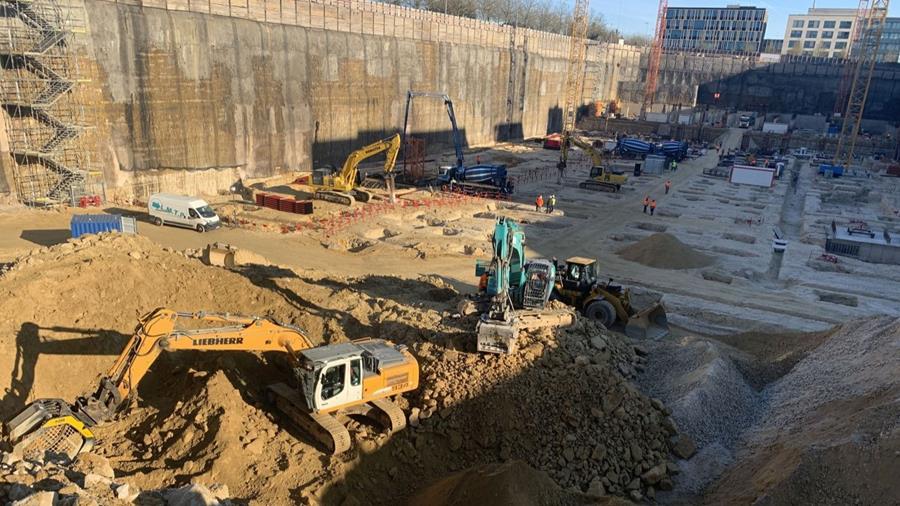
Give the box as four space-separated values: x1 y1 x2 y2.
463 217 574 354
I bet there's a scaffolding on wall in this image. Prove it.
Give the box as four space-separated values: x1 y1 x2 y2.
0 0 96 205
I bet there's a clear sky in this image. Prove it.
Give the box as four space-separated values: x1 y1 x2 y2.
604 1 900 38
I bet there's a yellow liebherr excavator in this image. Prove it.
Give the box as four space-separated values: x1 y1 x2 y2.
312 133 401 206
560 134 628 192
5 308 418 460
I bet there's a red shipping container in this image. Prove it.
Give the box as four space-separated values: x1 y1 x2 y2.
278 199 294 212
293 200 314 214
255 193 265 206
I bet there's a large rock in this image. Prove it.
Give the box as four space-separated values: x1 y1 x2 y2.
671 434 697 459
11 491 56 506
165 484 226 506
640 463 667 485
72 454 115 480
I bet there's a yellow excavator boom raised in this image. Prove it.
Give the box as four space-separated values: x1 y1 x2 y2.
562 133 605 167
313 134 401 206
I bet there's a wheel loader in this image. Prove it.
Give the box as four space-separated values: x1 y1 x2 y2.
553 257 669 340
4 308 418 461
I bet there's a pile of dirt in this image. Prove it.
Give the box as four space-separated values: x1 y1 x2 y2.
617 233 714 270
410 460 582 506
324 317 690 504
0 232 691 504
636 336 761 495
705 317 900 504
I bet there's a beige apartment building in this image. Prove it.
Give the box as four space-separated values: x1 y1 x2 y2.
782 8 857 58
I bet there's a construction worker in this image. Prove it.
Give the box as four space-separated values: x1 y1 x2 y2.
547 194 556 214
670 159 678 172
478 271 489 293
535 194 544 212
650 199 657 216
665 179 672 194
643 195 650 214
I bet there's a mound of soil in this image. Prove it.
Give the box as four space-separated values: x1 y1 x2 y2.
617 233 714 270
0 232 687 504
323 318 686 504
410 460 580 506
705 317 900 504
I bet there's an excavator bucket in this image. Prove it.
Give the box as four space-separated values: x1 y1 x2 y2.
5 399 94 462
625 303 670 340
476 317 520 354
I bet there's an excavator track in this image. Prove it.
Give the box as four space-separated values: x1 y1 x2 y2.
267 382 352 455
351 188 373 203
578 181 619 193
367 397 407 434
314 190 355 206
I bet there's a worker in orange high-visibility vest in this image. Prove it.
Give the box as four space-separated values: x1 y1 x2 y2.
650 199 657 216
643 196 650 214
535 194 544 212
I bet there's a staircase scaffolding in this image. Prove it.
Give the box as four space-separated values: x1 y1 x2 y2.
0 0 90 204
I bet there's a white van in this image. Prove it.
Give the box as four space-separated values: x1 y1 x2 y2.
148 193 220 233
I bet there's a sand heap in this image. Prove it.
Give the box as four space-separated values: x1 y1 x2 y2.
617 233 714 270
410 460 625 506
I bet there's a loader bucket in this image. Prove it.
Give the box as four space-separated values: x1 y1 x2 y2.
624 303 670 340
5 400 94 462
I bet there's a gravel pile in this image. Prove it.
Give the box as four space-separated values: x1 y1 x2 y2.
635 336 761 493
396 317 693 503
755 317 900 435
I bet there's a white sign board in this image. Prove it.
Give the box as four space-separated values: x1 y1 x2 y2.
730 165 775 188
646 112 668 123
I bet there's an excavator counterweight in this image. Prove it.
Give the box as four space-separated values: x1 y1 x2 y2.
4 308 418 461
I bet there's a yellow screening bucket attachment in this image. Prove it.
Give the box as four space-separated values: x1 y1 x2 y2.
5 399 95 462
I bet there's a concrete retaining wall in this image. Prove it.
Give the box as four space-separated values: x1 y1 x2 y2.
74 0 642 196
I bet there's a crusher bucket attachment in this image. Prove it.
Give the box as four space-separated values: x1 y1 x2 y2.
476 315 521 354
5 399 95 462
624 302 670 340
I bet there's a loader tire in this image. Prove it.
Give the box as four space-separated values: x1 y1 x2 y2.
585 300 616 328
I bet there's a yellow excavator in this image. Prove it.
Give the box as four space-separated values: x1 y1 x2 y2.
312 133 401 206
559 134 628 192
5 308 418 460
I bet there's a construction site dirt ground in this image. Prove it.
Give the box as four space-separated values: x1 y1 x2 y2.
0 129 898 505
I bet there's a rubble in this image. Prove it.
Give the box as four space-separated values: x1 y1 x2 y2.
0 451 232 505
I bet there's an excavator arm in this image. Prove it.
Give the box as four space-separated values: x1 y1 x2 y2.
560 133 604 168
333 134 401 188
6 308 315 460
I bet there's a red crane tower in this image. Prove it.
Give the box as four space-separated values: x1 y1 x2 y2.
641 0 668 119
